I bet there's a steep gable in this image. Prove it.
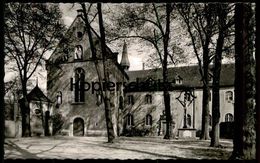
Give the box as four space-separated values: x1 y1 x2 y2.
47 15 117 65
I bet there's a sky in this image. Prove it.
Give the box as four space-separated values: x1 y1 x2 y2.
4 3 219 93
4 3 149 92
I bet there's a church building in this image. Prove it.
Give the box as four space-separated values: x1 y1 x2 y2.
46 10 234 138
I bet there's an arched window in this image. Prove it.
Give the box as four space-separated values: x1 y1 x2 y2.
225 91 233 102
184 93 191 101
225 113 233 122
96 91 102 106
145 114 152 126
75 68 85 102
187 114 191 126
126 113 134 126
145 94 152 104
209 114 212 126
127 95 134 105
74 45 83 60
56 91 62 105
119 96 124 110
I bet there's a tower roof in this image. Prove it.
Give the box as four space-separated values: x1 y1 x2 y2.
120 41 130 70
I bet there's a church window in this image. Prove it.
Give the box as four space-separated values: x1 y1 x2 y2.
225 91 233 102
77 31 83 39
184 93 191 101
119 96 124 109
145 114 152 126
127 95 134 105
209 114 212 126
56 91 62 105
187 114 191 126
145 94 152 104
96 91 102 106
126 113 134 126
74 45 83 60
225 113 233 122
75 68 85 102
34 109 41 115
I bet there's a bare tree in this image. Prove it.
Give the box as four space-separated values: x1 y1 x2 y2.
4 3 66 137
210 3 234 147
107 3 175 139
230 3 256 159
80 3 115 143
177 3 217 140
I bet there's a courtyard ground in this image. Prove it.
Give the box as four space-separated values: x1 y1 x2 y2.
4 136 233 160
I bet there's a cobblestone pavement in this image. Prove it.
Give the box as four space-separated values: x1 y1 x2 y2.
4 136 233 160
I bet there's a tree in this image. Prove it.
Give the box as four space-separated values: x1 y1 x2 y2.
4 3 66 137
1 1 5 161
107 3 176 139
80 3 115 143
177 3 218 140
210 3 230 147
230 3 256 159
97 3 116 142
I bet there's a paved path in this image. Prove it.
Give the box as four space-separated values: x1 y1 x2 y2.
4 136 233 160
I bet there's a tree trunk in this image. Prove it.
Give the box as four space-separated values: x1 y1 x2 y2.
200 84 210 140
163 70 172 139
163 4 173 139
200 4 214 140
200 41 210 140
0 11 5 161
231 3 256 159
97 3 115 143
21 81 31 137
210 4 227 147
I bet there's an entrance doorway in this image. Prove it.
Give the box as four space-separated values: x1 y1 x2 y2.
73 117 84 136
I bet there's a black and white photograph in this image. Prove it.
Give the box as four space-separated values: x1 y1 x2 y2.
1 2 257 161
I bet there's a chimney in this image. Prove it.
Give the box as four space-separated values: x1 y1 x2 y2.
77 9 84 17
142 62 145 70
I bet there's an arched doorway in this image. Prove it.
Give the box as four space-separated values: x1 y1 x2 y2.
73 117 84 136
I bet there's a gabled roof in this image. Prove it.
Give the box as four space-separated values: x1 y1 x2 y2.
20 85 52 103
126 63 235 92
47 14 128 79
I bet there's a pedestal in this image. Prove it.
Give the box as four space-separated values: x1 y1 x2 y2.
178 128 196 139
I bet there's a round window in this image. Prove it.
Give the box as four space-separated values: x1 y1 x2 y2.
77 32 83 39
34 109 41 115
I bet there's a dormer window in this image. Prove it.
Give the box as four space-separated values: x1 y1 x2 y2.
175 75 183 85
74 45 83 60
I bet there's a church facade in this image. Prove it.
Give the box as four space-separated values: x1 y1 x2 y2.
46 10 234 138
46 10 128 137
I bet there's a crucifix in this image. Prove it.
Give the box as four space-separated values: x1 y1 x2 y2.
176 88 196 128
